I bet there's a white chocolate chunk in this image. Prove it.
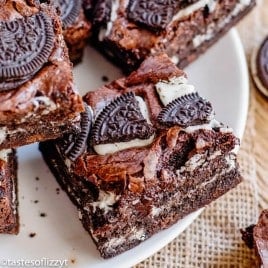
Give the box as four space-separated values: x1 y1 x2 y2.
156 76 195 106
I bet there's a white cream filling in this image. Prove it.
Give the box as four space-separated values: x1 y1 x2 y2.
155 76 195 106
192 0 251 48
32 96 57 114
171 55 180 65
151 206 162 217
98 0 120 41
184 119 232 133
91 190 119 214
0 149 12 162
0 129 7 145
94 96 154 155
102 227 146 253
94 135 155 156
0 127 28 145
172 0 217 22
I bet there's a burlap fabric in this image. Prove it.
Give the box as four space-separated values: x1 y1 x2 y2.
134 0 268 267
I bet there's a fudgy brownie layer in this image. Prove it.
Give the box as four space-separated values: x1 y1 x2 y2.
0 149 19 235
0 0 84 149
89 0 255 72
40 128 241 258
1 116 80 150
40 54 242 258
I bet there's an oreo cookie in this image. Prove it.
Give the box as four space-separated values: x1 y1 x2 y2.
59 104 92 161
127 0 178 32
92 92 154 145
0 12 54 91
251 36 268 97
54 0 82 28
158 92 213 127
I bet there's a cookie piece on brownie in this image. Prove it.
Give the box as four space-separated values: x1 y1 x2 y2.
40 54 242 258
50 0 91 63
86 0 255 72
0 149 18 235
0 0 84 150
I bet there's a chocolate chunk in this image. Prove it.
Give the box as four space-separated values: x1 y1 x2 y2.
54 0 82 28
59 104 92 161
92 0 112 26
0 12 54 91
92 92 154 145
29 232 36 238
241 224 255 249
158 93 213 127
127 0 178 32
256 36 268 95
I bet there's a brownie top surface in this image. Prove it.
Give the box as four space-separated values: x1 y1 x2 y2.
55 54 238 192
0 0 83 124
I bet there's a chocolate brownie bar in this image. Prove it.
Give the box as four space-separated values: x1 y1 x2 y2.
241 210 268 267
86 0 255 72
254 210 268 267
50 0 91 63
0 149 18 235
0 0 84 150
40 54 242 258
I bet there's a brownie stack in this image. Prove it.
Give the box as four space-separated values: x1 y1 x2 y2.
0 0 85 234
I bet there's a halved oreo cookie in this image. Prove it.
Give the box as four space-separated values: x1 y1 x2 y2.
127 0 178 32
158 92 213 127
92 92 154 145
59 104 92 161
0 12 54 91
54 0 82 28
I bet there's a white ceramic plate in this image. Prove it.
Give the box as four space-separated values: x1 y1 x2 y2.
0 29 249 268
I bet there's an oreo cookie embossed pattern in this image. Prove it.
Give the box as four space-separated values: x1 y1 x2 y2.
0 12 54 91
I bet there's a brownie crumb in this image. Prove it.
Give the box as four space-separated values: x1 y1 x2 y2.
70 259 76 264
34 200 39 204
56 188 60 194
240 224 255 249
101 75 109 82
40 212 47 217
35 177 40 181
29 232 36 238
